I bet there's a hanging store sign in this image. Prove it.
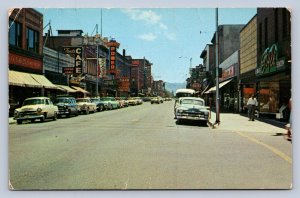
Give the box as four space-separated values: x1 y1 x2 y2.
63 67 74 75
256 44 287 76
220 65 235 81
98 58 106 78
62 46 83 74
106 40 120 75
118 77 130 92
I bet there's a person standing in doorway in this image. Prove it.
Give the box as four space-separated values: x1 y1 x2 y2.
247 94 258 121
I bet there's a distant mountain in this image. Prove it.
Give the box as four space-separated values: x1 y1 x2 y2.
165 82 186 95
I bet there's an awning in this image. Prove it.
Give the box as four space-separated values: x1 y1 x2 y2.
9 70 42 88
30 73 59 89
201 84 211 95
204 79 233 94
55 84 79 93
71 86 90 94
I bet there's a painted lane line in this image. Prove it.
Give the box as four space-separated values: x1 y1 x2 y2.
235 131 292 164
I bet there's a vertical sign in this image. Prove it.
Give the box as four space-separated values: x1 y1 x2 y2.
110 46 116 74
99 58 106 78
106 40 120 75
62 46 83 74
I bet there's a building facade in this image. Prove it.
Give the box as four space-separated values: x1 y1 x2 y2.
255 8 291 119
8 9 60 115
239 15 258 113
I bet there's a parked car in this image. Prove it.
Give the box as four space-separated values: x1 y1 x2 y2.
116 97 128 108
76 98 97 114
14 97 58 124
151 97 160 104
127 97 138 106
133 97 143 105
142 97 151 102
54 96 78 118
90 98 105 112
101 97 120 109
174 97 209 124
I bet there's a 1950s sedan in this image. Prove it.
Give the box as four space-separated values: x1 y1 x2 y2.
14 97 58 124
76 98 97 114
174 97 209 125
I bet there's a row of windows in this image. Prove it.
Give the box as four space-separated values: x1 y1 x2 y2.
9 19 40 53
258 9 289 52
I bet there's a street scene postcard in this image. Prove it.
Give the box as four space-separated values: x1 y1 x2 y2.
8 8 292 190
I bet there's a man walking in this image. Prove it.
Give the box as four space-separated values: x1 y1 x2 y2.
247 94 258 121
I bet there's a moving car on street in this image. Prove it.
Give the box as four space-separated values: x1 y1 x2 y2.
76 98 97 114
174 97 209 125
14 97 58 124
54 96 78 118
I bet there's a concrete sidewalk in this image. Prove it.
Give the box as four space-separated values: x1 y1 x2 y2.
208 111 287 134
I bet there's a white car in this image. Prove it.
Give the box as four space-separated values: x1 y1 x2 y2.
175 97 209 124
14 97 58 124
76 98 97 114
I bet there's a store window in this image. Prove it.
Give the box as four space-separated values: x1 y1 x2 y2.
9 19 22 48
26 27 39 53
259 82 279 113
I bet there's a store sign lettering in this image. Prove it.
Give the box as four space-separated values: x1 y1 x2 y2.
9 53 42 71
62 46 83 74
260 44 277 73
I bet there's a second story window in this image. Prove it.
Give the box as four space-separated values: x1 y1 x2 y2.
9 19 22 48
26 27 39 53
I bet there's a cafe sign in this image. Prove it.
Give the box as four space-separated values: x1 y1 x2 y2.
62 46 83 74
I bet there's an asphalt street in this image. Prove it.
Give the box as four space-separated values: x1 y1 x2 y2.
8 101 292 190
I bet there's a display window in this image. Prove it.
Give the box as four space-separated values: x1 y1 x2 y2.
259 82 279 113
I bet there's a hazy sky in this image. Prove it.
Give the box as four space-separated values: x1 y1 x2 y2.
38 8 256 83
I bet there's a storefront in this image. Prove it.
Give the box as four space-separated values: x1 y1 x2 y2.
256 44 291 120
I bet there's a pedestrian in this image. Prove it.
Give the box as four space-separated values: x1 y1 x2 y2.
247 94 258 121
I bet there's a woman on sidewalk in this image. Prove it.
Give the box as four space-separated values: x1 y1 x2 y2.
247 94 258 121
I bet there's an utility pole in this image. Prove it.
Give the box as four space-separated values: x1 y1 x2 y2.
95 24 99 97
215 8 220 125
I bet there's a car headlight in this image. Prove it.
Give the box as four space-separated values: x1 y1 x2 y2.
178 109 183 113
37 108 42 112
204 111 209 115
64 105 68 109
14 110 19 116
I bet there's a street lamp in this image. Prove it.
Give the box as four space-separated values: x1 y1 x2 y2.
95 32 100 97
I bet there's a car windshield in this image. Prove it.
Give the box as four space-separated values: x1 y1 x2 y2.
181 99 203 106
102 98 114 101
76 99 89 103
90 99 99 102
54 98 69 104
23 99 45 106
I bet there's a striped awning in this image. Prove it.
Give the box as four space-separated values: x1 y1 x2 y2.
30 73 59 89
55 84 79 93
204 79 233 94
9 70 42 88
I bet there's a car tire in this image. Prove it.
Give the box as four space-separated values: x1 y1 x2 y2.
17 120 22 125
85 108 89 115
66 110 71 118
99 105 103 111
40 115 45 122
176 119 182 125
53 112 57 121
